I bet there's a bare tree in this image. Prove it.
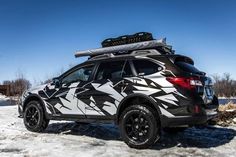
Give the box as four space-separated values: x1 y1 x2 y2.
3 80 11 85
212 74 221 96
2 70 32 96
14 78 31 96
212 73 236 97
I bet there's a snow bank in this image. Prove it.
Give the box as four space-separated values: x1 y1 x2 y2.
0 93 10 101
0 94 17 107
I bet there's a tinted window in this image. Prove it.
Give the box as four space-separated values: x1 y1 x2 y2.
123 61 133 77
175 62 201 74
62 65 94 84
133 60 163 75
96 61 133 80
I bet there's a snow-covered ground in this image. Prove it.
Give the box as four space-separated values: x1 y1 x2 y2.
0 95 236 157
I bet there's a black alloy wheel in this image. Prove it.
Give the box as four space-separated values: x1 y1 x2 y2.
125 112 150 143
119 105 160 149
23 101 49 132
25 105 40 128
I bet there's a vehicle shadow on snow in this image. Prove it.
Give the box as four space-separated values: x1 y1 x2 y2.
45 122 121 141
153 126 236 149
45 122 236 148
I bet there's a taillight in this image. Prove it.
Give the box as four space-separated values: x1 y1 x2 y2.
166 77 203 90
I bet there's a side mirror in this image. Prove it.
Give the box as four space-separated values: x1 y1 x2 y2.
53 78 61 88
138 72 145 77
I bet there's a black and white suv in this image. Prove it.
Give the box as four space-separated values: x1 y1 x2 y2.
18 32 218 149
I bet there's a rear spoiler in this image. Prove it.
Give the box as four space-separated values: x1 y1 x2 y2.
174 56 194 65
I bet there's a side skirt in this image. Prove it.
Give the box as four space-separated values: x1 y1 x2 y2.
47 114 116 124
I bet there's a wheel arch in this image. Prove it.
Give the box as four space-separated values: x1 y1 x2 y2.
116 93 162 125
23 94 49 119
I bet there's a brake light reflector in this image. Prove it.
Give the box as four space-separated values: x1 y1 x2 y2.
194 105 200 113
166 77 203 90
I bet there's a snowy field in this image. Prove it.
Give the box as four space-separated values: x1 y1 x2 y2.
1 95 236 157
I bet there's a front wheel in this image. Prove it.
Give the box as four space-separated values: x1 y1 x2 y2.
119 105 160 149
23 100 49 132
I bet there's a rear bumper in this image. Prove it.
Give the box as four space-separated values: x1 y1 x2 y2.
161 109 218 127
161 115 207 127
161 95 219 127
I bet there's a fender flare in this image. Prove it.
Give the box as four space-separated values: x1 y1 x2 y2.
116 93 162 124
23 93 50 119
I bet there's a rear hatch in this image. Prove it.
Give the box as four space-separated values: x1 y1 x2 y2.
174 57 214 105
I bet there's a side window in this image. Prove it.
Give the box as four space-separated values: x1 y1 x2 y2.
62 65 94 84
122 61 133 77
96 61 129 80
133 60 163 76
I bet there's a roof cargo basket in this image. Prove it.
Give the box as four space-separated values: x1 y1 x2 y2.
74 32 174 58
101 32 154 47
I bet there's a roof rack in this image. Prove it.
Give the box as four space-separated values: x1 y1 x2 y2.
101 32 154 47
75 38 173 58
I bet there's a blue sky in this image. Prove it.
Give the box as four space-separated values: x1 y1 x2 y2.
0 0 236 85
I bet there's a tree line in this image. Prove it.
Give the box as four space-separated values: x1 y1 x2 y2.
1 72 31 96
212 73 236 97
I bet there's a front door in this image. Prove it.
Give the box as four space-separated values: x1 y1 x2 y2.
45 65 95 116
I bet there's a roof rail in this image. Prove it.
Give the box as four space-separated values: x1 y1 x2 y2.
89 53 115 60
131 49 161 56
75 38 170 58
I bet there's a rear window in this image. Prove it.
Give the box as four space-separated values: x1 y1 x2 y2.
175 62 201 74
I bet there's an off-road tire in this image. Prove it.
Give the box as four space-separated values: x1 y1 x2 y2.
23 100 49 132
119 105 160 149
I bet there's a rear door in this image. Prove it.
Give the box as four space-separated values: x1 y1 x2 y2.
90 60 133 116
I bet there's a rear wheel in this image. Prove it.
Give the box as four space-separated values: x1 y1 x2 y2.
119 105 160 149
23 100 49 132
